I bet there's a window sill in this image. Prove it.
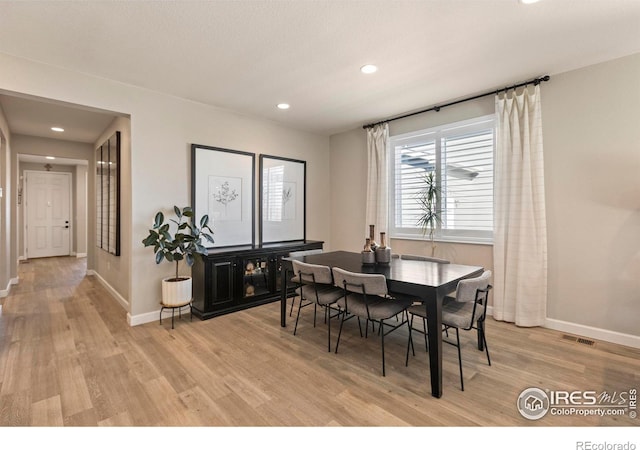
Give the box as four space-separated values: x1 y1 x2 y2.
390 234 494 247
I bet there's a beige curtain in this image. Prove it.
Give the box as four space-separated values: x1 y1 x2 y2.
493 85 547 326
365 123 389 237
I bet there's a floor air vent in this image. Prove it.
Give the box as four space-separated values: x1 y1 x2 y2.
562 334 596 347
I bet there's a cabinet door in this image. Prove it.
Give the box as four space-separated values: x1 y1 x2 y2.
240 254 271 299
273 252 292 294
210 260 234 305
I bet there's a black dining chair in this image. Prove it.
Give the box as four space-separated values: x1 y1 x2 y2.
405 270 492 391
332 267 413 376
291 259 343 352
288 249 324 316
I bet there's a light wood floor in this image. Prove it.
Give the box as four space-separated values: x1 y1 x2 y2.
1 256 638 427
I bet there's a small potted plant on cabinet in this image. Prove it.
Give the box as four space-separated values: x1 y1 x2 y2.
142 206 214 306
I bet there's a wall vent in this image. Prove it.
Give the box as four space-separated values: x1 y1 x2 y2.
562 334 596 347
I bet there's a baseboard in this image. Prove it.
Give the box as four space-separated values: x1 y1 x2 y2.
86 271 162 327
87 270 129 311
544 317 640 349
487 306 640 349
76 253 87 258
128 310 161 326
0 277 19 298
18 255 26 261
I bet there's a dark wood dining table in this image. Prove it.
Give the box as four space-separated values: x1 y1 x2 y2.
280 250 483 398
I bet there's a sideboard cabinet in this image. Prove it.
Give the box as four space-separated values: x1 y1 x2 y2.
191 240 323 320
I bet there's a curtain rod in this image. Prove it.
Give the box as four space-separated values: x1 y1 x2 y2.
362 75 550 130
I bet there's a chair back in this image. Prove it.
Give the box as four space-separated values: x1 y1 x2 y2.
401 254 450 264
289 249 323 257
332 267 388 296
292 260 333 285
454 270 492 303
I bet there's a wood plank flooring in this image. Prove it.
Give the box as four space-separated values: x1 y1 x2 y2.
0 256 638 427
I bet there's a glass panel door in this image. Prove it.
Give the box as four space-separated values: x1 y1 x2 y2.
241 255 270 299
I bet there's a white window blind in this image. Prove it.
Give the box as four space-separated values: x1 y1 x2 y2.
390 116 495 243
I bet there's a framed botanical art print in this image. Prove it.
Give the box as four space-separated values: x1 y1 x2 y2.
191 144 255 247
259 154 306 244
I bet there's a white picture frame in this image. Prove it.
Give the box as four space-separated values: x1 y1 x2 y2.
192 144 255 247
259 155 306 244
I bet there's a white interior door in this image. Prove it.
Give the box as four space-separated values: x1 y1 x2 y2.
25 171 71 258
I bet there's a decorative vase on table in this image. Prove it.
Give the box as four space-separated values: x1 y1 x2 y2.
368 224 378 251
362 237 376 265
375 232 392 265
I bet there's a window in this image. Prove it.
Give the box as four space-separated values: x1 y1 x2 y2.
389 115 495 243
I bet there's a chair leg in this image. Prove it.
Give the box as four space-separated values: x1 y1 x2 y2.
289 294 296 317
335 310 346 354
380 320 386 377
422 317 429 352
326 306 332 353
405 315 415 367
313 303 317 328
293 298 304 336
481 323 491 366
455 328 464 391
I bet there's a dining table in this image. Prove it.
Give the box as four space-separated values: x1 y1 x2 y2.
280 250 484 398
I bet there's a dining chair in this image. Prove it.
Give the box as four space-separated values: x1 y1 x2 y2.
291 259 343 352
405 270 492 391
331 267 413 376
400 254 450 264
288 249 324 316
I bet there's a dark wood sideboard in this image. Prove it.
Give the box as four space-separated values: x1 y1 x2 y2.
191 240 324 319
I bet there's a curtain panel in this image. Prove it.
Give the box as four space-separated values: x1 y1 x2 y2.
493 85 548 327
365 123 389 236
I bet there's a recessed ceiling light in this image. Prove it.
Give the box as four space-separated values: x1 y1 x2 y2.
519 0 540 4
277 103 290 110
51 127 64 132
360 64 378 74
46 156 55 160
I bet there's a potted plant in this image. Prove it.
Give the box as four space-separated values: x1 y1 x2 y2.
142 206 214 306
416 171 441 256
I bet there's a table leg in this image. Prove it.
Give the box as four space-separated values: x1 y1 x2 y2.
425 292 444 398
280 265 288 327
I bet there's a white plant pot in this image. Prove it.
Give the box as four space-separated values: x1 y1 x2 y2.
161 276 192 306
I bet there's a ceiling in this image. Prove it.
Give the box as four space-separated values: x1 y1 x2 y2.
0 0 639 141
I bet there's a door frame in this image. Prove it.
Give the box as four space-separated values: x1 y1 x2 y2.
23 170 73 259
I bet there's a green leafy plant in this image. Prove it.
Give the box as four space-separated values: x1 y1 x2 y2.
142 206 214 281
416 171 441 256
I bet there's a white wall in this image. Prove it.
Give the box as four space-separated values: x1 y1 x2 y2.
0 52 331 323
330 53 640 344
0 105 11 296
542 53 640 338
